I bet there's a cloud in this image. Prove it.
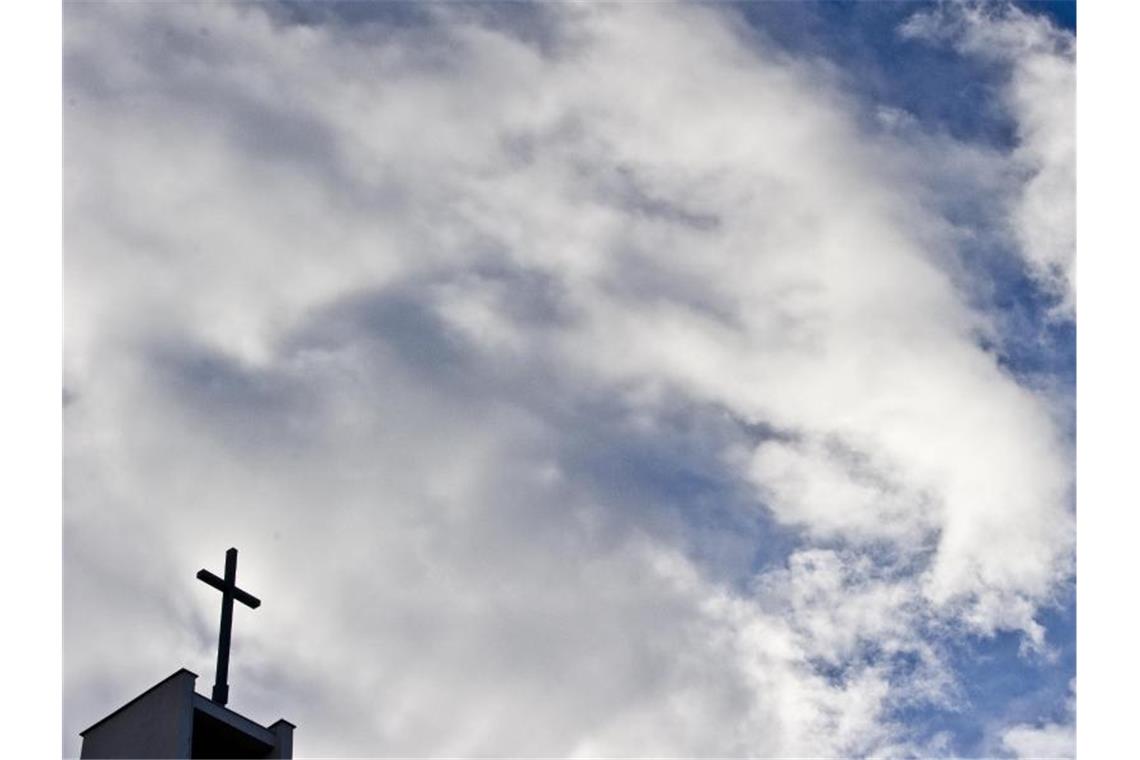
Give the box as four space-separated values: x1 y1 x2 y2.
900 3 1076 315
64 2 1074 756
1000 680 1075 759
1002 723 1075 759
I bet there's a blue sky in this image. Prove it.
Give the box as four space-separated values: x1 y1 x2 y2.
64 2 1075 757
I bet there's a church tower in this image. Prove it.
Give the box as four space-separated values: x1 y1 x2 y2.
78 549 295 759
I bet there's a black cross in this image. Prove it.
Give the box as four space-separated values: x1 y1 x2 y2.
197 547 261 707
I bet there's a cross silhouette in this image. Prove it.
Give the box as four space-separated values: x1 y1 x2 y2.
197 547 261 707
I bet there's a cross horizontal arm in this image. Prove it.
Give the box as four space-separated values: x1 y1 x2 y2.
235 589 261 609
196 569 224 590
196 569 262 609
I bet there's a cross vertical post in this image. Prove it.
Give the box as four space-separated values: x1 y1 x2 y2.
197 547 261 707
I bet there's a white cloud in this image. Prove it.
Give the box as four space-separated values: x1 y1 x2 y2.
901 3 1077 315
1002 723 1075 759
64 2 1074 756
1000 680 1076 759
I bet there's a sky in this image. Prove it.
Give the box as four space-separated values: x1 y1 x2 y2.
62 2 1076 757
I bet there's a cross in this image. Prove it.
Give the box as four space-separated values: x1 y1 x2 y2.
197 547 261 707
